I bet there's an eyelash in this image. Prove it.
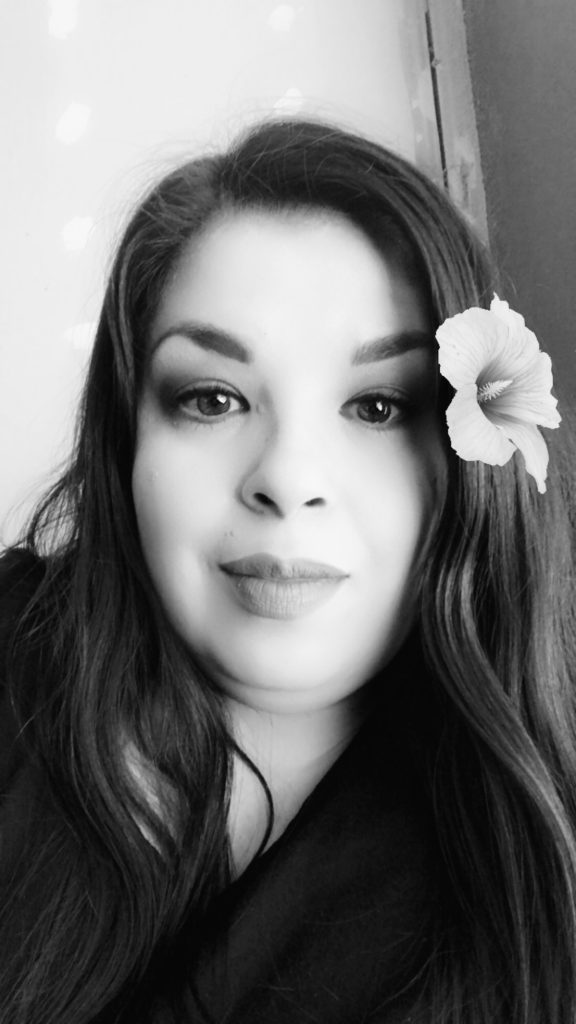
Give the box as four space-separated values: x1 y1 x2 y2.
168 382 413 429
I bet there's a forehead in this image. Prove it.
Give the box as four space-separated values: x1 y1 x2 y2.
151 208 431 361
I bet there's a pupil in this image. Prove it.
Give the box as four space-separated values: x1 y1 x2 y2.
198 392 230 416
358 398 390 423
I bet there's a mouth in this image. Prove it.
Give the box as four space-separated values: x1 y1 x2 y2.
219 554 349 620
220 553 348 581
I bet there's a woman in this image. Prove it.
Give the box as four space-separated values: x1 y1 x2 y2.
1 118 575 1023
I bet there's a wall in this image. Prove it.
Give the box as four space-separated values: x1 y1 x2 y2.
462 0 576 404
0 0 441 546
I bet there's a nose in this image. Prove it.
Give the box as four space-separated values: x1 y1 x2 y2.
239 424 331 518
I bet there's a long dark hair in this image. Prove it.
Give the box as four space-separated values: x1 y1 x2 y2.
1 117 575 1023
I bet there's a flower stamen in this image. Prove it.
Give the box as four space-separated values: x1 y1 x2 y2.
476 379 513 404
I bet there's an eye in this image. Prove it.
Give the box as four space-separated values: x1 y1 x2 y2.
172 383 248 423
344 391 410 428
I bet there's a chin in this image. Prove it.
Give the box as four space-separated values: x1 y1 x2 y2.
194 636 398 714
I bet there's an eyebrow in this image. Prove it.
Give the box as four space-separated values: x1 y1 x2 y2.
151 323 254 363
151 321 431 365
351 329 431 364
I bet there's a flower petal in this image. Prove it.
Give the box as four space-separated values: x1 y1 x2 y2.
437 310 508 388
488 298 544 371
491 386 561 427
491 352 561 428
446 385 516 466
490 294 528 335
488 412 551 493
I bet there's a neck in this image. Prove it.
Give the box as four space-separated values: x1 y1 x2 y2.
226 689 369 876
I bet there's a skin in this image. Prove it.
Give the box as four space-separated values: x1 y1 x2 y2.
131 208 448 865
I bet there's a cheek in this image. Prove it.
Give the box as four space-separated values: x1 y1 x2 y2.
357 430 447 567
131 432 229 564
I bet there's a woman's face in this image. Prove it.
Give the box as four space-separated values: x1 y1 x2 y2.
132 209 447 713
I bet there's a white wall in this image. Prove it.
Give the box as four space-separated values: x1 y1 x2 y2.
0 0 442 546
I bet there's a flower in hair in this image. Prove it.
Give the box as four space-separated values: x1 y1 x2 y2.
436 295 561 493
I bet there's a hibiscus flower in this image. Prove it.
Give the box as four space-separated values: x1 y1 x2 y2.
436 296 561 493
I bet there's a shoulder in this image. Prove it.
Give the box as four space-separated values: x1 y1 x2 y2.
0 545 45 593
0 549 47 789
0 547 46 674
0 547 45 632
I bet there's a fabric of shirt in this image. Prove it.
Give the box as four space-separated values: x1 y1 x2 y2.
0 548 441 1024
185 709 438 1024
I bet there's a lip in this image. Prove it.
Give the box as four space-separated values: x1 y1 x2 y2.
219 554 349 620
219 554 348 581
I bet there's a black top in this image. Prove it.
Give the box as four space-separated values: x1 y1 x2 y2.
0 548 441 1024
188 708 438 1024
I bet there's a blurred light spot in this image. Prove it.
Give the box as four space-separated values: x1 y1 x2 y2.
61 216 94 251
273 88 304 114
268 4 295 32
56 103 91 144
64 322 97 351
49 0 78 39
